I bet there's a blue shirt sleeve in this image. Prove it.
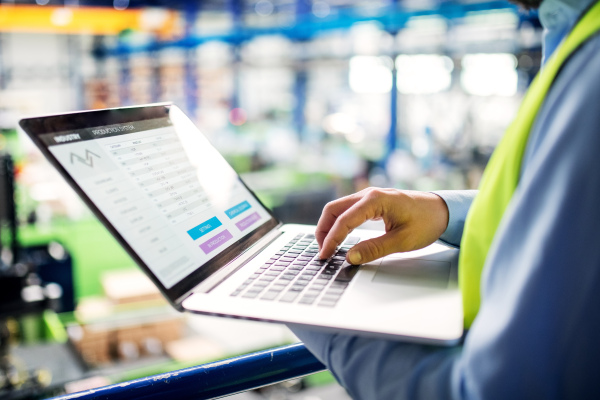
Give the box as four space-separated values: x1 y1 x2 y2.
291 30 600 400
432 190 477 247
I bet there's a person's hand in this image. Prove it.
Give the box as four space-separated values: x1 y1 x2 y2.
316 188 449 265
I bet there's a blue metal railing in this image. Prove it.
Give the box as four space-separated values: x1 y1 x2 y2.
50 343 326 400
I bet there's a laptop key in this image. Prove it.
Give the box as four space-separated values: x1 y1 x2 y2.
272 283 288 291
317 274 333 280
330 280 348 288
275 262 289 267
249 283 267 291
322 292 341 301
317 299 338 307
242 291 260 299
260 290 280 301
326 286 345 294
335 264 360 283
280 291 300 303
299 296 317 305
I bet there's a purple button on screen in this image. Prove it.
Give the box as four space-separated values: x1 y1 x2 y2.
200 229 233 254
236 211 261 232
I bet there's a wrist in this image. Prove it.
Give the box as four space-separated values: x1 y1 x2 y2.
424 192 450 239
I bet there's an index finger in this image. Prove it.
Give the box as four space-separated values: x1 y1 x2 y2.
319 196 380 259
315 194 362 249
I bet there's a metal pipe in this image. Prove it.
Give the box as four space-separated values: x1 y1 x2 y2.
50 343 325 400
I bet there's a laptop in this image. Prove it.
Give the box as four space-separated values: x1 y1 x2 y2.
19 103 463 345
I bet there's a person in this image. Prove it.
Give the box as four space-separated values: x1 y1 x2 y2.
289 0 600 398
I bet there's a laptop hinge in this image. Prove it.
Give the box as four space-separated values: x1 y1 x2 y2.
179 227 284 301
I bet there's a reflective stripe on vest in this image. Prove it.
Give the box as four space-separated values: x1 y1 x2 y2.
459 0 600 328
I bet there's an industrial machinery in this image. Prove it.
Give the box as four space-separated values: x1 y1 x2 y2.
0 153 76 399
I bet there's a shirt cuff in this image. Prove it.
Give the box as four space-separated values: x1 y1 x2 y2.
431 190 477 247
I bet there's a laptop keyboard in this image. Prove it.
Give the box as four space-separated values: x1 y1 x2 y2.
230 233 360 307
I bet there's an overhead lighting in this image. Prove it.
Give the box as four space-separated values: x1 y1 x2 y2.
349 56 393 94
50 8 73 26
461 53 518 96
255 0 274 16
312 1 331 18
114 0 129 11
396 54 453 94
323 113 357 136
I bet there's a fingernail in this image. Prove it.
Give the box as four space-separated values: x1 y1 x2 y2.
348 250 362 265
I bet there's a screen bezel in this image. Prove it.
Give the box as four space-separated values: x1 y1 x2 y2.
19 103 281 309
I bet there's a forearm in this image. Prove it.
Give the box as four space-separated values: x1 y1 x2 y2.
291 326 461 400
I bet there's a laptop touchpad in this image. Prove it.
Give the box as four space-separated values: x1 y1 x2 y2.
373 258 450 288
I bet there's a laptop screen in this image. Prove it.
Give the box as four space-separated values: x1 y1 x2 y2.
20 104 279 305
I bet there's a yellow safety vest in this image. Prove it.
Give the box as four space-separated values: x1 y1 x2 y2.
459 0 600 328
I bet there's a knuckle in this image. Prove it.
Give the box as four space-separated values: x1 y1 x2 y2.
365 187 385 200
322 201 335 212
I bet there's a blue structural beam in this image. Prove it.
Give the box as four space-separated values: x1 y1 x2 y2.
293 0 311 139
116 38 131 105
384 62 399 166
183 2 199 118
49 343 326 400
293 67 308 139
149 38 162 103
110 0 524 56
228 0 244 118
382 0 401 167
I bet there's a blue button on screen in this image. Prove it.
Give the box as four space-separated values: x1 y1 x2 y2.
187 216 222 240
225 200 251 219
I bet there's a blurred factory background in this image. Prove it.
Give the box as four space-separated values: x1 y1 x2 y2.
0 0 541 398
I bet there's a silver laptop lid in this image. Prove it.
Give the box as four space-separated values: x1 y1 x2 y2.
19 103 280 309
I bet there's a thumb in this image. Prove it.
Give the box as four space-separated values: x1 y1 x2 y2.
347 233 401 265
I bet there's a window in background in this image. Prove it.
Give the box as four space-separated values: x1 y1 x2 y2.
461 53 518 96
349 56 393 94
396 54 453 95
